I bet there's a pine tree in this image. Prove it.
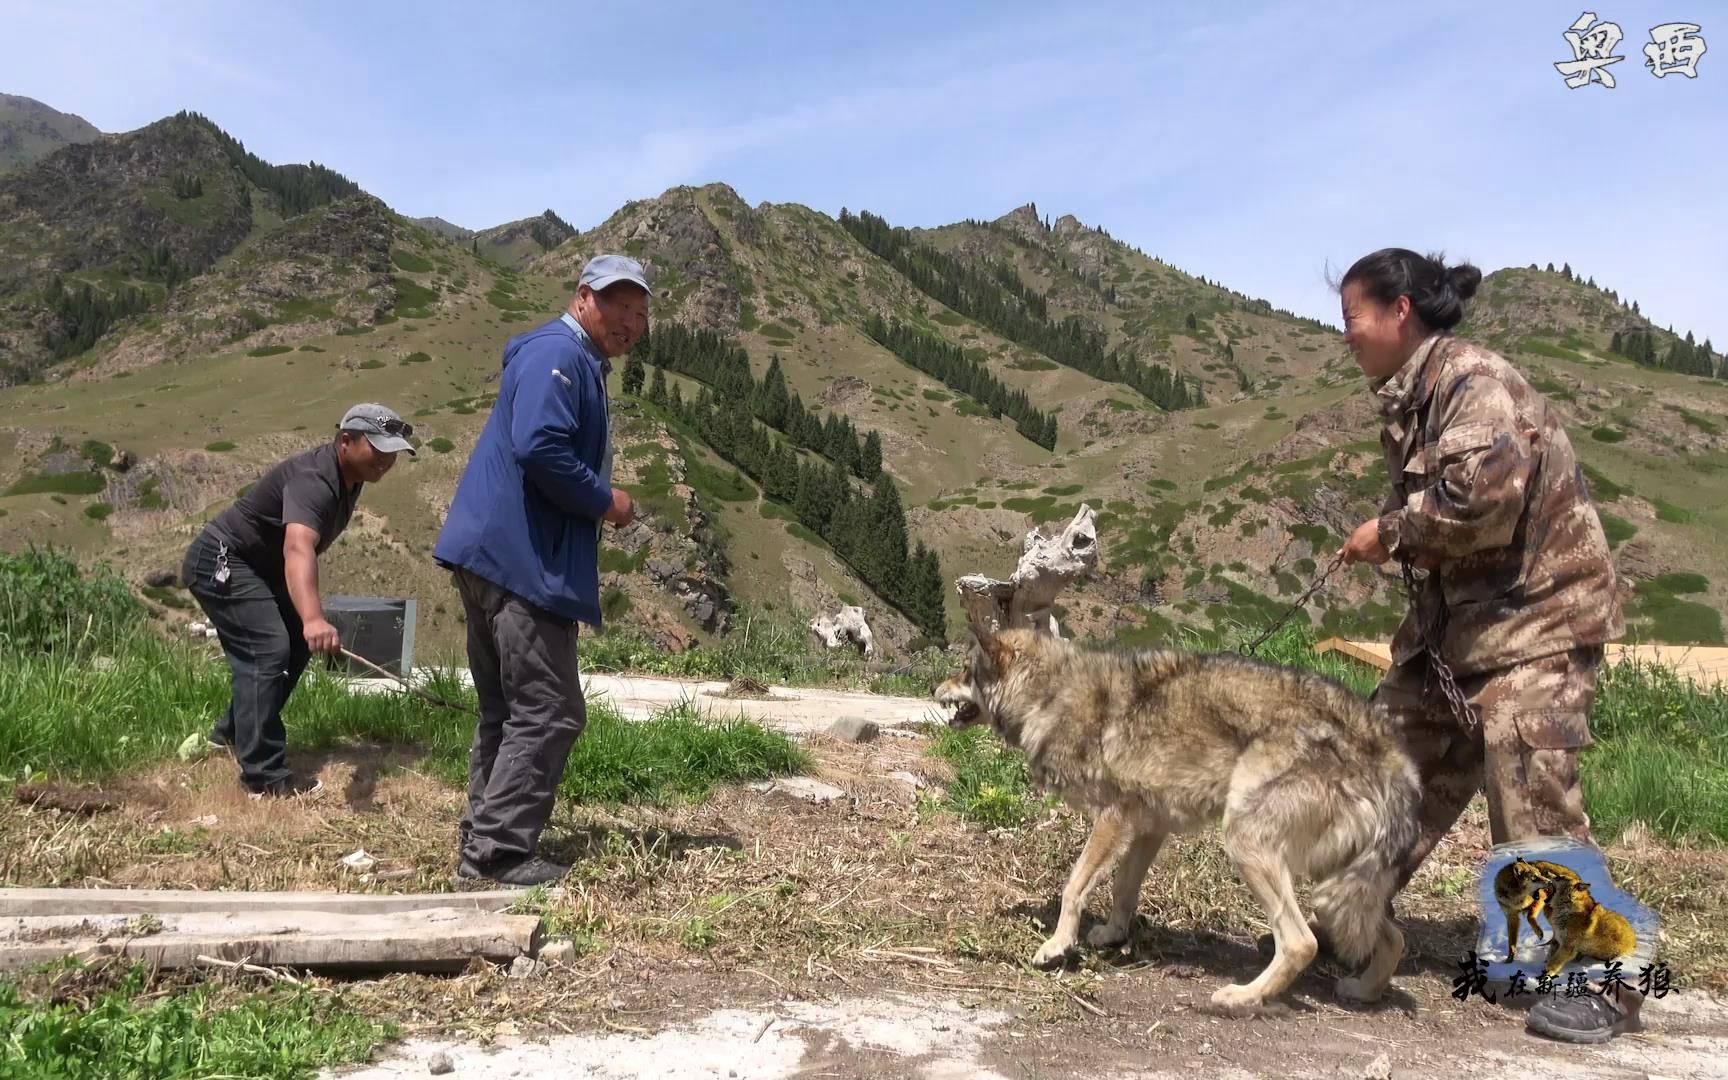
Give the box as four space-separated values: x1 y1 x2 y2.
860 430 883 481
621 353 646 396
647 365 667 406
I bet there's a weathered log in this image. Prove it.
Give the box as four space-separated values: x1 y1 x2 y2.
957 503 1098 637
0 886 557 919
0 907 544 974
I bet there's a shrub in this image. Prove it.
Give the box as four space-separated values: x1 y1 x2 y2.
0 545 145 655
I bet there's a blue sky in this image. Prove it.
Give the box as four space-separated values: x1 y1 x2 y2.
8 0 1726 346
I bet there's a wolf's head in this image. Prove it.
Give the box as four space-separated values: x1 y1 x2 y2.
1553 877 1597 914
932 614 1045 737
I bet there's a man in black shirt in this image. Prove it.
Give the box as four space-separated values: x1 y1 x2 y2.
181 403 415 798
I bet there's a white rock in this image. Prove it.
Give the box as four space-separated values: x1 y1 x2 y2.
341 849 377 873
827 716 879 743
809 605 876 658
749 778 846 804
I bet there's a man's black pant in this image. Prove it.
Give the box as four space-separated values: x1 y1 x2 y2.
181 528 308 792
452 567 587 869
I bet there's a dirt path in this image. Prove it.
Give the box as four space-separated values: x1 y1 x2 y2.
324 980 1728 1080
348 670 948 733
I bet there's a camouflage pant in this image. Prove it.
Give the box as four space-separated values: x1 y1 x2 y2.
1373 645 1603 895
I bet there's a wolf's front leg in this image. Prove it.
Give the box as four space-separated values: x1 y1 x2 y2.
1033 807 1131 967
1087 826 1167 949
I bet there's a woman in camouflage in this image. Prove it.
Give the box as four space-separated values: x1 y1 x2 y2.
1334 247 1636 1045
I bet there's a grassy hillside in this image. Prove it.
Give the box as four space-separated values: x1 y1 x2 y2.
2 106 1724 664
0 93 101 172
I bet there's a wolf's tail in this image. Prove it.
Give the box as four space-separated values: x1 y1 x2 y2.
1308 747 1422 972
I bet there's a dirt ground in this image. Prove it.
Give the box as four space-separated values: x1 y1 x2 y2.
4 729 1726 1079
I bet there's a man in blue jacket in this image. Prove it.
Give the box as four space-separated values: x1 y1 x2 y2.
433 254 650 886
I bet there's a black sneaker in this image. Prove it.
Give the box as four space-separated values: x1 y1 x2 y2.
456 855 568 887
1525 992 1639 1044
247 775 323 800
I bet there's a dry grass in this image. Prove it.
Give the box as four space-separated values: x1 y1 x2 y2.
4 726 1725 1049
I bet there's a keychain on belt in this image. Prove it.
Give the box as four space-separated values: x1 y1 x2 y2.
214 540 231 586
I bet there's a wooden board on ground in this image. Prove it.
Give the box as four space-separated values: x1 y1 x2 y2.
0 907 543 974
1314 637 1728 689
0 886 557 919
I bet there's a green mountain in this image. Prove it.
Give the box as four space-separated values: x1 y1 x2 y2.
0 94 101 172
2 106 1724 662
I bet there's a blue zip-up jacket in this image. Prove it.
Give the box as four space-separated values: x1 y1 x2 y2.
433 315 613 627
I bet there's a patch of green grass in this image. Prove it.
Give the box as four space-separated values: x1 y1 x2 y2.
426 437 455 453
247 344 293 357
0 963 392 1080
204 440 236 452
4 471 105 497
400 351 432 365
1042 483 1083 497
1592 426 1627 443
298 344 325 353
391 247 435 273
1580 463 1626 502
358 358 386 370
1652 498 1694 525
1663 403 1721 435
1585 657 1728 842
1599 511 1637 549
1520 336 1590 363
1653 571 1709 595
82 503 113 521
599 546 649 574
924 725 1048 828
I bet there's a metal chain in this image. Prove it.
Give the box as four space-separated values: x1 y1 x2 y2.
1401 558 1479 731
1238 549 1348 656
1236 547 1479 733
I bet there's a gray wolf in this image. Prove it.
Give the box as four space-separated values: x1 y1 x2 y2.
932 618 1421 1010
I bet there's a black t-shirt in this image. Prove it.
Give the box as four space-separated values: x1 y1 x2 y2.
206 442 361 581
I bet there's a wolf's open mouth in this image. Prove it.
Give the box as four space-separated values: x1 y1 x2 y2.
948 701 979 725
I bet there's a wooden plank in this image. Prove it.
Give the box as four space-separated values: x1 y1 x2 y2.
1314 638 1728 690
0 887 560 919
0 908 543 974
1313 637 1393 672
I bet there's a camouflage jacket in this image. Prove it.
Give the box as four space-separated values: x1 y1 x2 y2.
1373 331 1625 676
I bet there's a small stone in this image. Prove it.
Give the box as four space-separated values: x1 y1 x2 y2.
827 716 879 743
1364 1052 1392 1080
508 956 545 979
886 770 925 789
428 1051 454 1075
92 656 115 671
143 569 177 588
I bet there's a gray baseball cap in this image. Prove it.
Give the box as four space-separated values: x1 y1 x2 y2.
579 253 654 297
339 402 417 455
